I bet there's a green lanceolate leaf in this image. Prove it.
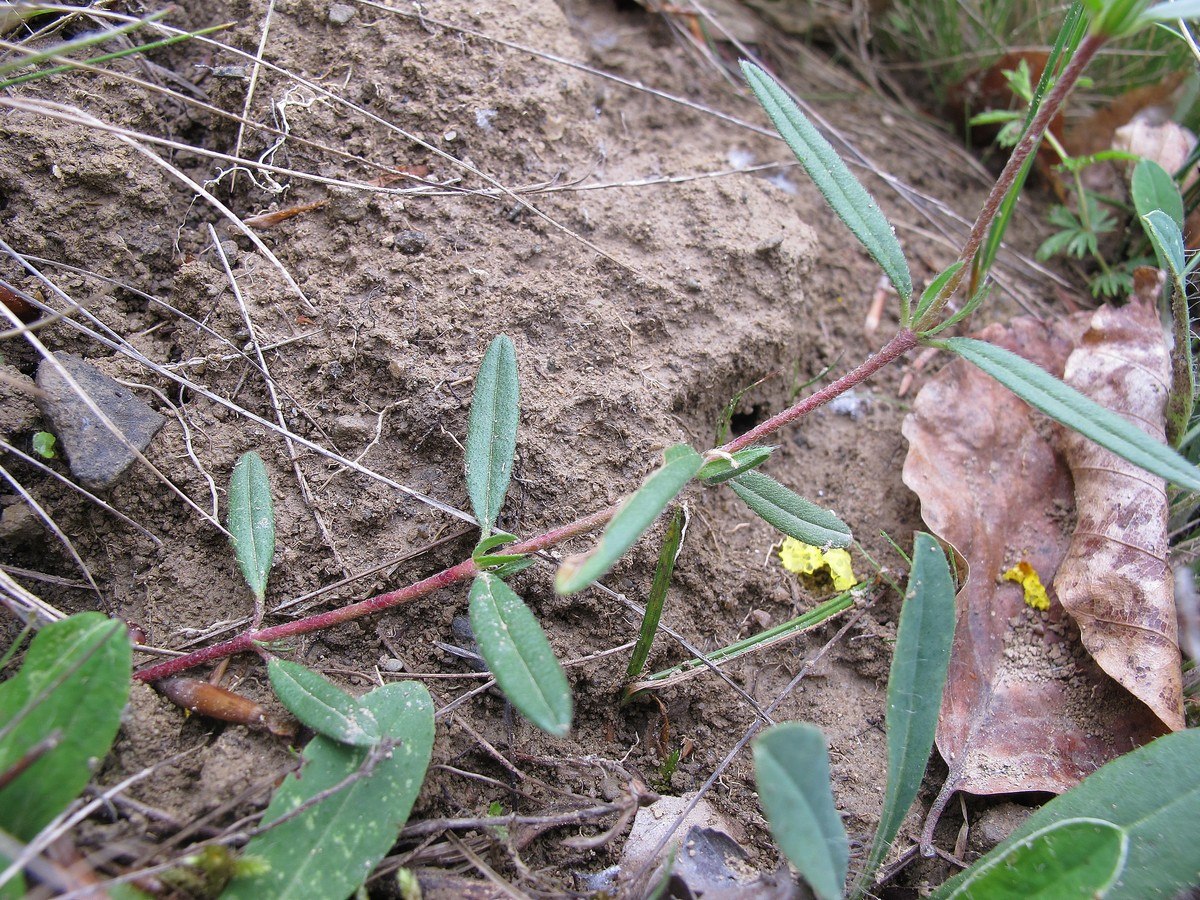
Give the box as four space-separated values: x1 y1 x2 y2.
228 451 275 603
0 613 130 841
942 337 1200 492
267 659 380 747
753 723 849 900
912 260 965 326
934 728 1200 899
932 818 1127 900
469 574 573 736
1142 0 1200 24
1132 160 1184 231
626 505 687 679
1139 208 1197 448
728 470 852 548
859 534 956 890
1142 210 1186 277
223 682 434 900
923 282 990 337
741 61 912 306
556 444 704 595
698 446 775 485
465 335 520 536
471 531 527 569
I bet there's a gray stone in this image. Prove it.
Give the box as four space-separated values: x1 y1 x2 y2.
0 503 40 544
328 3 356 24
394 230 429 255
35 353 164 490
969 802 1034 853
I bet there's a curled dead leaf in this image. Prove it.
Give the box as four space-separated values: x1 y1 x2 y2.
1054 298 1184 732
1113 114 1197 186
901 316 1166 844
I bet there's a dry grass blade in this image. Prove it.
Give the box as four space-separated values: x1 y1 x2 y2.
0 567 65 626
210 228 348 576
0 439 162 547
1 252 230 536
0 459 103 603
1 247 476 526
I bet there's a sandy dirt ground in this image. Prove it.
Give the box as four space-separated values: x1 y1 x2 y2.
0 0 1067 895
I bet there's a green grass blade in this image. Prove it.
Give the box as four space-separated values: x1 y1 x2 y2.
0 10 168 78
0 22 229 90
223 682 434 900
972 2 1086 292
0 613 130 841
942 337 1200 492
626 505 687 679
933 819 1127 899
469 574 572 736
556 444 703 595
715 374 773 444
753 723 849 900
741 62 912 305
267 659 380 747
465 335 519 536
626 590 853 697
859 534 955 892
697 446 775 484
934 729 1200 899
228 451 275 603
1132 160 1185 231
728 470 852 548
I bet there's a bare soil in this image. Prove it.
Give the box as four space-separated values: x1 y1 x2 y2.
0 1 1062 895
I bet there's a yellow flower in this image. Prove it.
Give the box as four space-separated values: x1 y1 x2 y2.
1002 560 1050 611
779 538 858 591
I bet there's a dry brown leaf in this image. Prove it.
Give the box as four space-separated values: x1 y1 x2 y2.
1054 298 1184 732
901 317 1166 847
1111 115 1197 184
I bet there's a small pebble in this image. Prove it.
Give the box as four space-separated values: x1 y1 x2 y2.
380 657 405 673
328 3 355 25
828 390 868 420
754 235 783 255
394 230 429 255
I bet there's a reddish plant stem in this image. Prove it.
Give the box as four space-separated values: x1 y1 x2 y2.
915 32 1105 330
722 328 918 454
135 506 617 682
137 327 919 683
135 34 1093 684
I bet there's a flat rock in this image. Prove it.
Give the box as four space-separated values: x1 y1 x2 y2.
35 353 164 490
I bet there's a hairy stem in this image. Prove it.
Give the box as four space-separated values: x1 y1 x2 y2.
134 506 615 682
915 32 1105 331
723 329 918 453
135 331 919 683
136 36 1103 685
